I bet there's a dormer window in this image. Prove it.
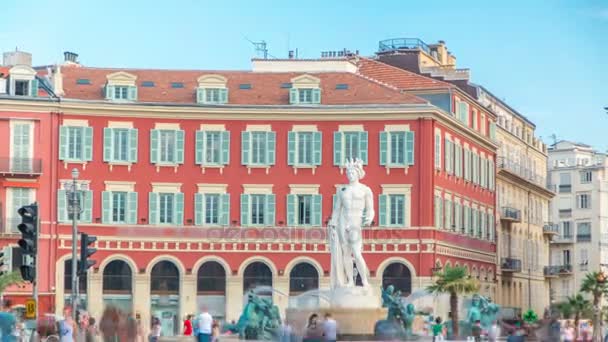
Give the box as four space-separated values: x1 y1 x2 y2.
197 75 228 104
289 75 321 105
105 71 137 102
8 65 38 97
14 80 29 96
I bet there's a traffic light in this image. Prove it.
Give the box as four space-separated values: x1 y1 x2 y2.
0 246 11 276
17 204 38 282
78 233 97 276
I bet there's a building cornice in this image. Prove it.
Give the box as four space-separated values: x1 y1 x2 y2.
497 170 555 199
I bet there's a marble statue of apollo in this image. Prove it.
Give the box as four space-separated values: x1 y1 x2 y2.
328 158 374 289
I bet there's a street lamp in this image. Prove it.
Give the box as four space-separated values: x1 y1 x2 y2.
68 168 82 319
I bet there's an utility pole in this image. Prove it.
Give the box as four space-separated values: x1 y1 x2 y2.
69 168 81 319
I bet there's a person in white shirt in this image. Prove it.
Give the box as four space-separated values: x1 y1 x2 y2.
323 313 338 342
197 306 213 342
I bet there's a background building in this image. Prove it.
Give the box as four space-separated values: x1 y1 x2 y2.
547 141 608 303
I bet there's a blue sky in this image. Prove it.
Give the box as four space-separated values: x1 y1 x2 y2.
2 0 607 150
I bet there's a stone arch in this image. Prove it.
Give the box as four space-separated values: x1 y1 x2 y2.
288 262 320 295
284 256 324 277
99 254 138 275
193 256 231 276
376 257 417 278
237 256 277 277
145 254 186 276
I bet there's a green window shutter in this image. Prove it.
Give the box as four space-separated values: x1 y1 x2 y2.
127 192 138 224
102 191 112 224
194 193 204 226
219 88 228 104
148 193 159 225
444 139 450 173
195 131 204 165
333 132 343 166
59 126 68 160
82 190 93 223
312 88 321 104
406 131 415 165
129 129 138 162
105 85 114 100
286 194 297 226
332 194 337 213
379 131 388 166
266 132 276 165
175 130 185 164
30 79 38 97
289 88 299 104
240 194 250 226
287 131 296 166
265 194 276 226
174 192 184 225
312 131 322 165
83 127 93 161
221 131 230 165
57 190 67 223
196 88 205 104
312 194 322 227
359 131 368 164
379 194 388 227
241 131 251 165
128 86 137 101
150 130 159 164
220 194 230 226
103 128 113 162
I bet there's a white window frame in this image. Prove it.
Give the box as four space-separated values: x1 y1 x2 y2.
381 184 412 228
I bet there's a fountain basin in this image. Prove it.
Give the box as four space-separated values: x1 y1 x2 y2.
286 307 388 339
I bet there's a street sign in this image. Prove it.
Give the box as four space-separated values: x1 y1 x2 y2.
25 298 36 319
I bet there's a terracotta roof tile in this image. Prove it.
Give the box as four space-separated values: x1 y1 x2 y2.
355 57 454 91
61 66 427 105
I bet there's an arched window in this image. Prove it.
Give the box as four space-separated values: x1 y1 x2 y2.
243 262 272 293
150 261 179 294
289 263 319 295
197 262 226 294
64 259 87 292
103 260 132 294
382 263 412 296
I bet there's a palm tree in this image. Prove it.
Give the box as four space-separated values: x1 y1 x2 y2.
0 271 22 295
580 271 608 341
567 294 591 340
556 301 574 319
427 265 479 337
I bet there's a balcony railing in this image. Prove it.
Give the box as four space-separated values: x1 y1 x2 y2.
0 158 42 175
559 184 572 193
577 234 592 242
559 209 572 218
543 223 559 236
501 258 522 273
496 156 547 189
544 265 573 277
378 38 432 55
500 207 521 222
551 234 574 244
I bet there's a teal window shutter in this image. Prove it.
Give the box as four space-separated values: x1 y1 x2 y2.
265 194 276 226
359 131 368 164
219 88 228 104
241 131 251 165
103 128 113 162
240 194 250 226
30 79 38 97
333 132 343 166
148 192 159 225
379 194 388 227
266 132 276 165
150 130 159 164
128 86 137 101
102 191 112 223
129 129 138 162
287 132 296 166
220 194 230 226
312 131 322 165
83 127 93 161
59 126 68 160
289 88 299 104
332 194 337 213
406 131 415 165
195 131 204 164
379 131 388 166
175 130 185 164
221 131 230 165
82 190 93 223
105 85 115 100
194 193 204 226
174 192 184 225
312 194 322 227
196 88 205 104
57 190 67 222
312 88 321 104
127 192 138 224
286 194 296 226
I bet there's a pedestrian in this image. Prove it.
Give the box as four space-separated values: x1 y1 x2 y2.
303 313 323 342
563 320 575 342
279 319 293 342
196 306 213 342
487 320 500 342
471 319 482 342
431 317 444 341
58 307 77 342
322 313 337 342
87 317 98 342
149 317 161 342
183 314 193 336
211 321 220 342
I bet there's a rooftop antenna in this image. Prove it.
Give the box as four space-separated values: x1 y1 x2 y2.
550 134 558 146
245 37 268 59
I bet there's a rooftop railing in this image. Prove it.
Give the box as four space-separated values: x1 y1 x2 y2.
378 38 432 55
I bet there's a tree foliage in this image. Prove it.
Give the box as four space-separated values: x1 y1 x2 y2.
0 271 23 295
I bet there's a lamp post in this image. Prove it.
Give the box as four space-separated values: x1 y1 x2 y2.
69 168 82 319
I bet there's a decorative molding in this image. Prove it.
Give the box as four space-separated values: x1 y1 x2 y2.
338 124 364 132
62 119 89 127
199 124 226 131
197 74 227 88
290 74 320 89
154 123 180 130
104 181 136 192
242 184 273 194
288 184 320 195
107 121 133 129
291 125 318 132
246 124 272 132
384 124 411 132
196 184 228 194
151 182 182 193
380 184 412 195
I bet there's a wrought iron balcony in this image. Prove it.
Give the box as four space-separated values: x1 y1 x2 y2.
551 234 574 244
500 207 521 223
0 158 42 175
559 184 572 193
577 234 592 242
501 258 522 273
544 265 573 277
543 223 559 236
496 156 548 189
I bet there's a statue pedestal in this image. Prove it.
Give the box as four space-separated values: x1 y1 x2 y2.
286 307 388 339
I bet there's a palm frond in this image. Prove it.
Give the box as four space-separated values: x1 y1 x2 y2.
0 271 23 294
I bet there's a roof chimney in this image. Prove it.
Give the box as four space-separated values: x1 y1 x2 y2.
63 51 79 63
288 50 295 59
3 49 32 66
